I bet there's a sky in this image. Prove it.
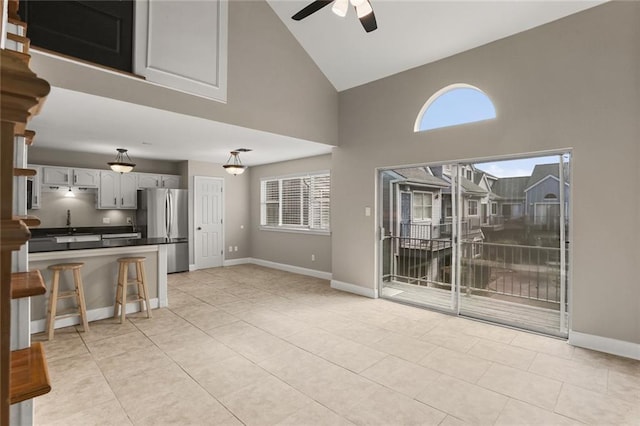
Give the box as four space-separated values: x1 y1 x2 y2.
475 155 567 178
419 87 496 131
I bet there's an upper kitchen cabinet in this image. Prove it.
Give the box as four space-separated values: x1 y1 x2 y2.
98 171 137 209
134 0 228 102
160 175 181 189
42 166 70 185
137 173 181 189
72 168 100 187
41 166 99 187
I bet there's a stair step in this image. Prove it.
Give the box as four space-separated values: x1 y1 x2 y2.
11 271 46 299
10 343 51 404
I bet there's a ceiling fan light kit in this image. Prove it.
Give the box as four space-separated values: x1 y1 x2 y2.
292 0 377 32
356 1 373 18
331 0 348 17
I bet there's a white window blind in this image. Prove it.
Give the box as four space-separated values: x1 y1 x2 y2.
261 172 330 232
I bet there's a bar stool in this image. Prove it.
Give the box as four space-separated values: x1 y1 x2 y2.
114 256 152 323
46 262 90 340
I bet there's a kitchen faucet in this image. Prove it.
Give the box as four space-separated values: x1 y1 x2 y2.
66 209 71 231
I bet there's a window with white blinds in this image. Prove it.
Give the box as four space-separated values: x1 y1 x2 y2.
260 172 330 233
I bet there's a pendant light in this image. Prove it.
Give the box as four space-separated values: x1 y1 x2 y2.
223 149 251 175
108 148 136 173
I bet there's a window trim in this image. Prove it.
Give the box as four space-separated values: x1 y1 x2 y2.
413 83 496 132
411 190 433 222
468 199 479 216
260 170 330 235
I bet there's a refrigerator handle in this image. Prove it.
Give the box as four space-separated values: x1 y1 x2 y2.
165 193 170 238
167 191 173 238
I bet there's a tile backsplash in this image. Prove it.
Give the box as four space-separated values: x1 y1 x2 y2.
31 191 135 227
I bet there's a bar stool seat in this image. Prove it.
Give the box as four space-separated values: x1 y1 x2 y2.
46 262 89 340
114 256 152 323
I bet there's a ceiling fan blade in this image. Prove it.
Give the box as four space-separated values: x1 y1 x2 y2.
358 0 377 32
291 0 334 21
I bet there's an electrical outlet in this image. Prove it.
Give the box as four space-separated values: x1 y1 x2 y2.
126 217 132 224
234 246 238 252
311 254 316 261
103 217 111 224
228 246 233 252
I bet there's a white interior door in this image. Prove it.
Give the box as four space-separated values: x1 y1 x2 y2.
194 176 223 269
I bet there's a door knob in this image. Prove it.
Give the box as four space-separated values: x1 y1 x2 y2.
197 227 202 230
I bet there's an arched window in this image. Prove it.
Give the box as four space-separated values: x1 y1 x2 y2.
414 84 496 132
544 193 558 200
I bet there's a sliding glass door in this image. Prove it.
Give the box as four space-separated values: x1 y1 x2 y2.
379 153 570 337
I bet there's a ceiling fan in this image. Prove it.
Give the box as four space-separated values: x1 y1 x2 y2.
291 0 377 33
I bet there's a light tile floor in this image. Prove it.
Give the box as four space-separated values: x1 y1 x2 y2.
34 264 640 425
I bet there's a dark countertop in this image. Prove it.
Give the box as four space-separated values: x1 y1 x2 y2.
31 226 136 238
29 237 188 253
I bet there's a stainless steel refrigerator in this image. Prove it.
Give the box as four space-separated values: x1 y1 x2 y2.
137 188 189 273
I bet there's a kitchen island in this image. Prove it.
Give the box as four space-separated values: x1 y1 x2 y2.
28 237 185 333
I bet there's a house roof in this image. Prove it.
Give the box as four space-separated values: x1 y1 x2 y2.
527 163 570 188
491 176 529 200
393 167 449 187
460 177 488 195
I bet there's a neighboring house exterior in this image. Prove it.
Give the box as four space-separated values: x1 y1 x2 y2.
524 163 570 230
491 176 529 222
387 161 570 287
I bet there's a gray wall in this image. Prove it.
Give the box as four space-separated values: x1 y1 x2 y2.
332 2 639 344
33 192 133 227
250 155 332 273
186 161 251 264
29 0 338 146
29 147 182 175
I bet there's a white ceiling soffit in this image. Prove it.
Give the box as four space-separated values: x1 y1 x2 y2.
29 87 334 165
267 0 606 91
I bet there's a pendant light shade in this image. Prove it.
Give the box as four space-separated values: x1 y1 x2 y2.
223 150 247 175
108 148 136 173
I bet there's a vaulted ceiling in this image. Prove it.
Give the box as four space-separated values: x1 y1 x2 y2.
266 0 604 91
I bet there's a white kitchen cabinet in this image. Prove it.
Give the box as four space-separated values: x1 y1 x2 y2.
42 166 99 187
72 168 99 187
137 173 161 188
160 175 181 189
42 166 70 185
137 173 181 189
134 0 228 102
120 173 138 208
27 164 41 210
98 171 137 209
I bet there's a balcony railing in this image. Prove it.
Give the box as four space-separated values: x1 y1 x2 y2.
387 237 566 304
439 218 481 237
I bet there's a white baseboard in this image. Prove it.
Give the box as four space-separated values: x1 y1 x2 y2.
330 279 378 299
31 298 159 334
250 258 332 281
569 331 640 360
189 264 197 272
223 258 251 267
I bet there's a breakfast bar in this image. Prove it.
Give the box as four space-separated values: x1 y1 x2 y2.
28 236 182 333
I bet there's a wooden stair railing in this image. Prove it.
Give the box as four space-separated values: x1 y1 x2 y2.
1 1 52 422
